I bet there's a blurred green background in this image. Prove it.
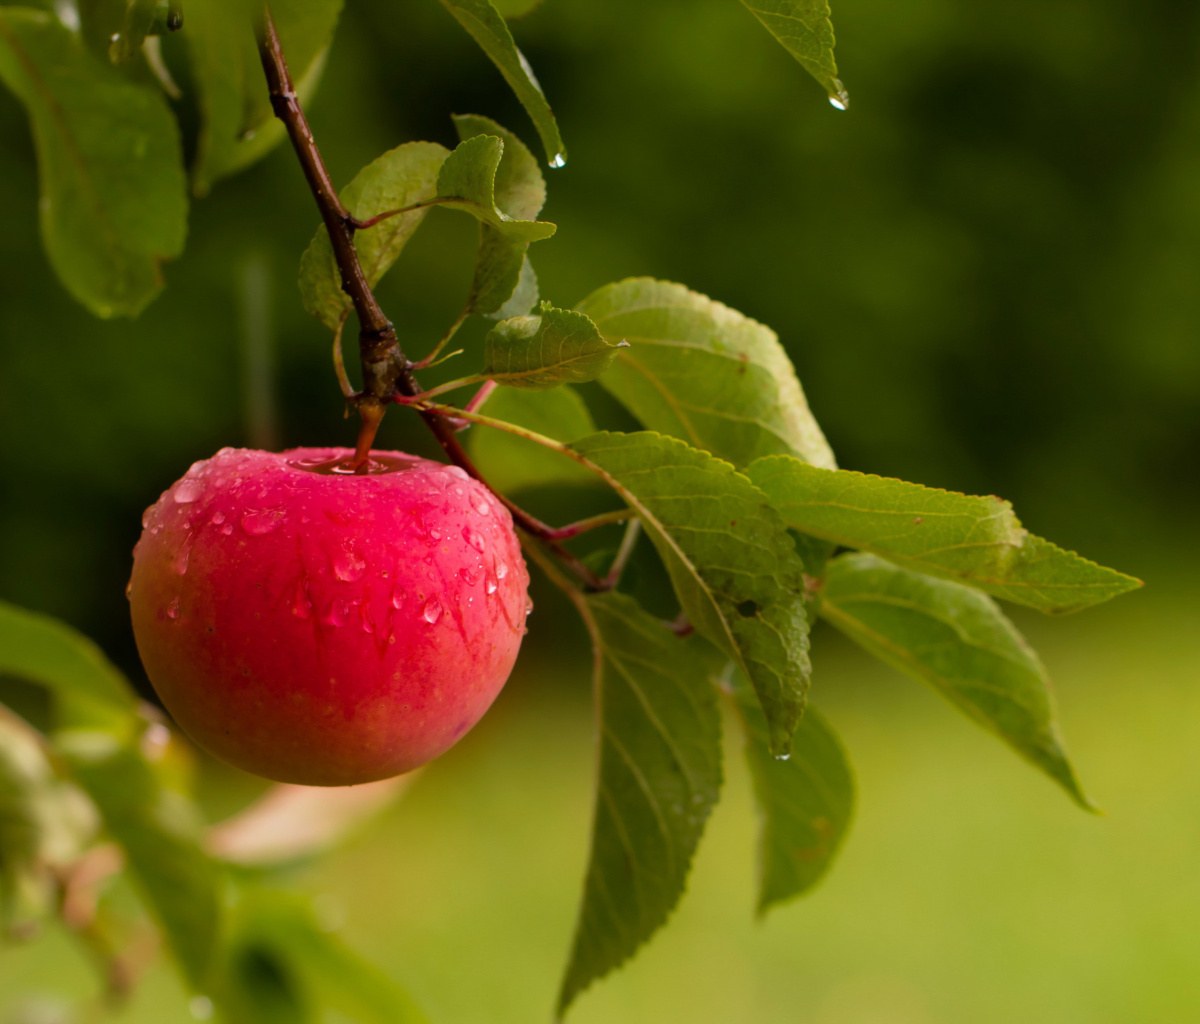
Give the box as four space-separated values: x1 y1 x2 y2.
2 0 1198 1020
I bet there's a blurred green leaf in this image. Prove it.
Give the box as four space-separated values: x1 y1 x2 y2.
727 670 854 913
468 384 598 492
747 455 1142 614
0 709 55 934
821 552 1093 809
436 0 565 165
483 303 622 388
0 601 137 729
570 432 811 755
55 730 222 989
299 141 448 330
453 113 545 315
490 0 544 17
187 0 343 194
221 887 428 1024
576 279 836 470
739 0 847 108
0 8 186 317
108 0 157 64
559 592 723 1014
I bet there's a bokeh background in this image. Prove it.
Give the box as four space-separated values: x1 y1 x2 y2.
2 0 1199 1021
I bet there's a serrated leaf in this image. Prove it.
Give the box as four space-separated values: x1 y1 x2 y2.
570 432 811 754
436 0 564 165
821 552 1093 809
435 134 556 240
559 592 723 1014
0 601 137 729
576 279 836 470
726 670 853 913
468 384 598 492
221 887 428 1024
188 0 343 194
739 0 848 108
483 303 622 388
747 455 1142 614
0 8 187 317
453 114 546 315
57 731 222 988
299 141 449 330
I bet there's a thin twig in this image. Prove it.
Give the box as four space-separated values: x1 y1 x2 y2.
412 306 470 369
603 517 642 587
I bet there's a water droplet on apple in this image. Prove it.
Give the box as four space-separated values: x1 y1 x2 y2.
446 466 469 480
333 546 367 582
292 580 312 619
495 560 508 580
422 597 443 624
459 566 479 585
210 511 225 526
464 527 486 552
361 605 376 633
525 595 534 616
471 493 491 516
173 540 191 575
142 505 156 528
485 573 498 596
220 522 234 536
173 479 203 503
322 599 350 627
166 596 180 619
242 507 285 535
391 586 407 609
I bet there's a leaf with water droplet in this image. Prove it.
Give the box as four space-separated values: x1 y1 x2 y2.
483 303 623 389
738 0 846 107
558 591 723 1014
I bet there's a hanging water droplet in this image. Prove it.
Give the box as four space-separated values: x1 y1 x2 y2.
525 595 534 617
828 79 849 111
422 597 443 624
549 152 566 168
241 507 285 535
174 479 203 503
774 752 791 761
333 546 367 582
463 527 486 552
166 596 180 619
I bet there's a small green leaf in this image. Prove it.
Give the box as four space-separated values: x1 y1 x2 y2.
820 552 1094 809
570 432 811 755
187 0 343 193
436 0 565 165
57 731 222 988
299 141 449 330
434 134 556 239
490 0 545 17
483 303 623 388
108 0 157 63
0 8 187 317
0 601 137 729
467 384 598 492
576 279 836 470
559 592 723 1014
739 0 848 108
726 670 854 913
453 114 546 315
221 887 429 1024
747 455 1142 614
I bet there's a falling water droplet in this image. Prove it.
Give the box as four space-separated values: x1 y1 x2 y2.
549 152 566 168
333 546 367 582
422 597 443 624
174 479 203 503
166 596 180 619
463 527 486 553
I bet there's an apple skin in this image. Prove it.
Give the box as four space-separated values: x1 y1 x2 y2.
128 447 530 786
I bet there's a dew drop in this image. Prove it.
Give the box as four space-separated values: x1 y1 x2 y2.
828 79 849 111
422 597 443 624
471 492 491 516
485 573 498 596
174 479 203 503
549 152 566 168
463 527 486 552
210 511 226 526
391 586 407 610
333 546 367 583
446 466 469 480
361 604 376 634
166 596 180 619
774 752 792 762
525 595 534 617
141 505 156 529
322 599 351 627
172 540 192 575
495 560 508 580
242 507 285 535
459 566 479 586
429 527 442 542
454 486 464 497
220 522 234 536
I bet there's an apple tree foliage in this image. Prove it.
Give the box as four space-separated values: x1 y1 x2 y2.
0 0 1139 1020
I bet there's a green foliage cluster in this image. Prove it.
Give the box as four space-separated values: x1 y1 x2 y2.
0 0 1144 1021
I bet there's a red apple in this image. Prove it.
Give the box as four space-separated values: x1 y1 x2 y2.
128 447 530 786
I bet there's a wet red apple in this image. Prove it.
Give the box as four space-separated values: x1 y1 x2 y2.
128 447 530 786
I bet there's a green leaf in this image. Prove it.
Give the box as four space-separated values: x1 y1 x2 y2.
108 0 157 63
747 455 1142 614
559 592 723 1014
569 432 811 755
56 730 223 988
221 887 428 1024
0 601 137 729
434 134 556 240
820 552 1094 809
187 0 343 194
436 0 565 165
467 384 598 492
739 0 848 108
0 8 187 317
453 114 546 315
491 0 545 17
726 670 854 913
299 141 449 330
483 303 623 388
576 279 836 470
